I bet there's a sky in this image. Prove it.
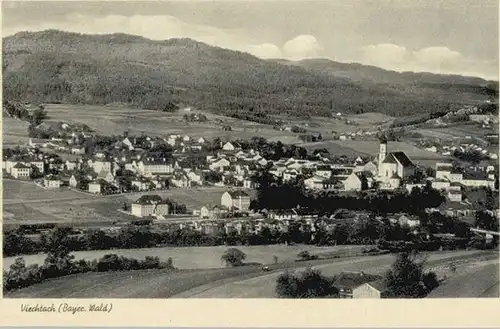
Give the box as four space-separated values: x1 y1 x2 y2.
2 0 499 80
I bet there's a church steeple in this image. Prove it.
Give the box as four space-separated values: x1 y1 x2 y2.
378 136 388 174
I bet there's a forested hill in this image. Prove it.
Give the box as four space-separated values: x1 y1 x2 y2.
3 30 496 118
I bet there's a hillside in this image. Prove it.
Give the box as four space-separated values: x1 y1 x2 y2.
3 30 496 118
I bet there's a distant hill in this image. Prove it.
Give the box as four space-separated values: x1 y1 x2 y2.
3 30 496 119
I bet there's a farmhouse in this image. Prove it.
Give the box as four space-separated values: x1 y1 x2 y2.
221 190 251 211
333 271 383 298
352 280 388 299
131 195 170 218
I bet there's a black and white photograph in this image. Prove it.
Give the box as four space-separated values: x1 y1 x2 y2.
2 0 499 300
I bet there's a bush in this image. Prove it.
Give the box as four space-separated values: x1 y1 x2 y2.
221 248 246 267
276 268 338 298
3 253 173 293
297 250 319 261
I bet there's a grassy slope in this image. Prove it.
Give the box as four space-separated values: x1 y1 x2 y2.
6 250 495 298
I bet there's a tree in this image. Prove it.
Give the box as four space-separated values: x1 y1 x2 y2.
221 248 246 267
275 268 338 298
273 255 279 264
384 251 437 298
31 107 48 126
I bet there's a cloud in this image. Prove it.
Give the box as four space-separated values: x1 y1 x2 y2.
358 43 408 69
354 43 497 79
283 35 323 60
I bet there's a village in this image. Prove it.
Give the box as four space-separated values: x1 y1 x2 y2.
3 109 499 242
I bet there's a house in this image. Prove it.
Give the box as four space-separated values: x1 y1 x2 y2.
92 159 112 174
197 137 206 144
432 180 451 190
186 170 204 186
170 172 191 188
221 190 251 211
222 142 236 151
209 158 231 171
315 165 332 179
137 157 174 176
243 179 257 189
283 169 300 182
132 177 151 191
88 181 103 194
69 174 81 188
131 195 170 218
304 175 326 190
424 146 438 153
200 205 229 219
43 175 62 189
343 172 371 191
333 271 383 298
377 137 415 182
11 163 31 179
97 170 115 183
447 190 462 202
398 214 420 227
71 146 86 155
352 280 388 299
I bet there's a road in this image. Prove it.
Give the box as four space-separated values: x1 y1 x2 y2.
172 251 497 298
6 250 496 299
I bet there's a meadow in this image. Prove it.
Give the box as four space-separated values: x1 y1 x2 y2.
42 104 302 142
3 179 254 224
3 244 370 270
311 140 448 160
2 115 30 146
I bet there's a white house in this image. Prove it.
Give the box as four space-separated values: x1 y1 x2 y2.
209 158 231 171
88 181 103 194
11 163 31 179
43 175 62 188
131 195 170 218
221 190 251 211
304 175 326 190
137 158 174 176
222 142 236 151
71 146 86 155
92 159 112 174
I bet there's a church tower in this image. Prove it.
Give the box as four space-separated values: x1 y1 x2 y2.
378 135 388 175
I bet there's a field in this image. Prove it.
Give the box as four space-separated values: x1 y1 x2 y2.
42 104 304 142
3 179 85 202
2 115 30 146
3 180 254 224
302 140 450 165
3 244 370 270
6 250 496 298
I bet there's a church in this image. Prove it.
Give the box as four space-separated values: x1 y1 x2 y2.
376 136 415 189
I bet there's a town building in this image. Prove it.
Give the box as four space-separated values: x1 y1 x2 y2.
221 190 251 211
11 163 31 179
131 195 170 218
43 175 62 188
